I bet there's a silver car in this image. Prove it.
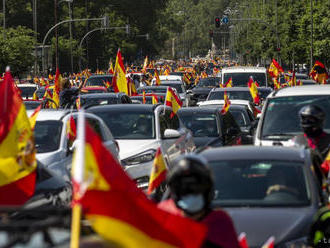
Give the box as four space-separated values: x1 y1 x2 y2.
31 109 119 181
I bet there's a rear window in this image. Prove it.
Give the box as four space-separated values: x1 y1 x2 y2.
86 76 113 87
223 72 266 87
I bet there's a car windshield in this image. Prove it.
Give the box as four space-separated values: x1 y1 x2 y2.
197 78 220 87
161 83 183 93
178 113 218 137
81 97 118 106
86 76 113 87
24 101 41 110
208 91 252 101
262 95 330 139
230 110 249 127
94 111 155 139
19 86 37 98
224 73 266 87
209 160 309 207
34 120 63 153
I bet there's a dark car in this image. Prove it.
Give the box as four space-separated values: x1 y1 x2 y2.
177 107 242 148
201 146 328 248
130 93 166 104
188 77 220 105
207 87 273 103
80 93 132 107
23 100 42 110
84 74 113 89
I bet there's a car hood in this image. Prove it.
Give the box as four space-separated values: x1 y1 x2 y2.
117 139 160 159
222 206 315 247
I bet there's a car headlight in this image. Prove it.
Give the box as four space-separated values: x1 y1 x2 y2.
284 236 308 248
122 149 156 166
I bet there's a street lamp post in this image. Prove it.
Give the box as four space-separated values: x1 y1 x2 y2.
310 0 314 71
2 0 5 38
33 0 38 75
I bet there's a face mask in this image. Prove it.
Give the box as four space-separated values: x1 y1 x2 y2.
176 194 205 214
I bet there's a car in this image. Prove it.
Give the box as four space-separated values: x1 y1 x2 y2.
84 74 113 88
255 85 330 146
201 146 329 248
207 87 272 104
30 109 119 180
87 104 195 188
198 99 260 117
187 77 221 105
217 66 268 87
33 85 54 100
17 83 38 100
79 93 132 107
130 93 166 104
23 100 42 110
177 107 242 148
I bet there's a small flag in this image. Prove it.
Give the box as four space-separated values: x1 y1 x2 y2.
224 77 233 87
220 90 230 115
152 94 159 104
248 77 260 105
262 236 275 248
112 49 128 94
66 115 77 142
288 71 296 87
76 96 81 110
238 233 249 248
147 148 167 194
268 59 283 78
273 77 281 90
154 70 161 86
29 104 42 130
142 91 146 104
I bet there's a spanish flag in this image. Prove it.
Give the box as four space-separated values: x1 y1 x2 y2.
0 68 37 206
147 148 167 194
310 61 328 84
72 115 207 248
154 70 161 86
248 77 260 105
66 115 77 142
52 67 62 108
268 59 283 78
108 61 114 74
112 49 128 94
165 87 183 115
238 233 249 248
261 236 275 248
29 104 42 130
273 77 281 90
220 90 230 115
142 56 148 73
152 95 159 104
142 91 146 104
288 71 296 87
225 77 233 87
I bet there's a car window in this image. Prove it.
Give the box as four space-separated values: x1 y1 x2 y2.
35 120 63 153
178 112 218 137
208 91 252 101
222 112 240 135
159 109 180 138
86 118 105 141
209 160 309 207
223 73 266 87
230 110 248 127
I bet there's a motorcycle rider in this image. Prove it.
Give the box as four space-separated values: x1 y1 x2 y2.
158 155 240 248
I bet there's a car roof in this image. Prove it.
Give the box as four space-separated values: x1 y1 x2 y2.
80 93 124 99
160 81 183 85
270 85 330 97
27 109 71 121
178 107 219 114
210 87 272 92
138 86 168 90
201 146 307 162
87 103 157 113
199 99 251 106
220 66 267 73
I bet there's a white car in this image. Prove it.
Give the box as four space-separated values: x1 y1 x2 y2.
30 109 119 181
17 83 38 100
255 85 330 146
217 66 268 87
88 104 195 188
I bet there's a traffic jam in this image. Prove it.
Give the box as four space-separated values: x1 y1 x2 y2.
1 55 330 248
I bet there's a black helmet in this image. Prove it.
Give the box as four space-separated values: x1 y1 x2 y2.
299 105 325 129
167 154 214 207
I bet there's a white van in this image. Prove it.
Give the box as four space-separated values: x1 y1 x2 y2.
218 66 268 87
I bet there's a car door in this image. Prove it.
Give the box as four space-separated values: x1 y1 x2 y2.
156 107 194 168
221 112 242 145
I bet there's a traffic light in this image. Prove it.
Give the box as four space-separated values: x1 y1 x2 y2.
215 17 221 28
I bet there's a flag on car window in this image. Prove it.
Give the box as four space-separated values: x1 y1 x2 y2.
52 67 62 109
148 148 167 194
220 90 231 115
142 56 148 73
112 49 129 95
288 71 297 87
0 68 37 205
273 77 281 90
108 60 114 74
154 70 161 86
248 77 260 105
224 77 233 87
29 103 42 130
268 59 283 78
310 61 328 84
66 116 77 142
72 119 207 248
165 87 183 115
152 94 159 104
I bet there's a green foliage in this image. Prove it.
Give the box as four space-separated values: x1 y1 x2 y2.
0 26 36 76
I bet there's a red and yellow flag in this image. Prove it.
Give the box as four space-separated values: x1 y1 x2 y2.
321 149 330 176
288 71 296 87
165 87 183 115
268 59 284 78
154 70 161 86
128 77 137 96
152 94 159 104
224 77 233 87
29 104 42 130
142 56 148 73
112 49 128 94
73 122 207 248
0 69 37 205
66 116 77 142
201 71 208 78
310 61 328 84
248 77 260 105
261 236 275 248
220 90 230 115
142 91 146 104
273 77 281 90
52 67 62 108
238 233 249 248
147 148 167 194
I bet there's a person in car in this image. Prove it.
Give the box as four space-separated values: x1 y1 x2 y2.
158 155 240 248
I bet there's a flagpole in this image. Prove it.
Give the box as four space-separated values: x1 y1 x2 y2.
70 108 86 248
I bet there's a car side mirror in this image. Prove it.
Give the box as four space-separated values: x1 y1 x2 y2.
164 129 181 139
